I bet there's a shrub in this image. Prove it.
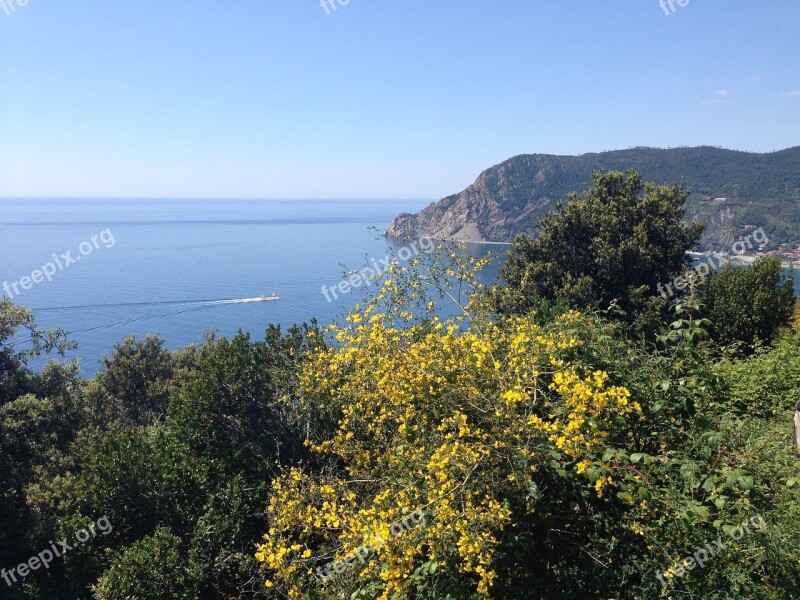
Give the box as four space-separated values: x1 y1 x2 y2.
700 257 795 353
256 250 800 599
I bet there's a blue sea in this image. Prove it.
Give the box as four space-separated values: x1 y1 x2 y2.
3 200 797 376
0 199 504 375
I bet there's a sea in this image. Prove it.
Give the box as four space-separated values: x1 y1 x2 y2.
2 199 798 377
0 199 504 376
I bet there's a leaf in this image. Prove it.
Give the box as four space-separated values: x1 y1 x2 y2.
725 470 741 486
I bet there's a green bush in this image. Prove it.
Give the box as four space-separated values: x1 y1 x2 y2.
495 170 704 336
93 527 198 600
700 257 795 353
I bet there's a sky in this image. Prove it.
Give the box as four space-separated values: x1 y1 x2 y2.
0 0 798 200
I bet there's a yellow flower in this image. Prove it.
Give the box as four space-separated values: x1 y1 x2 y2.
257 254 646 596
595 475 612 498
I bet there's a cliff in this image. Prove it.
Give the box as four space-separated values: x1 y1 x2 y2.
388 146 800 250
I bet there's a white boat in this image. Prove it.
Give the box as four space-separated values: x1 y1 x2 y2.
259 294 279 301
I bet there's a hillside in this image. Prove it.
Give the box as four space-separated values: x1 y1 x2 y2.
388 146 800 251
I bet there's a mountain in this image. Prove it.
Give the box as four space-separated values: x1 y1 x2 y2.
387 146 800 251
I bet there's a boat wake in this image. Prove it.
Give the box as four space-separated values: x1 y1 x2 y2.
27 296 280 335
209 296 278 305
33 296 279 312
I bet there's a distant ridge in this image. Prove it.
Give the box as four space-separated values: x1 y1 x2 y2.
387 146 800 251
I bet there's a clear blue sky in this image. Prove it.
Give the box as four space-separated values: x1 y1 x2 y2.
1 0 798 199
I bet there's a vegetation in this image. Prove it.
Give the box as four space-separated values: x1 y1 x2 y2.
494 169 704 335
700 257 795 353
1 172 799 599
0 307 320 600
388 146 800 250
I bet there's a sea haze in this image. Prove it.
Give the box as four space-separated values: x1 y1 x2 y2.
1 199 500 375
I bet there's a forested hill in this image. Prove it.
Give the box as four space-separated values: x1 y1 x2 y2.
388 146 800 250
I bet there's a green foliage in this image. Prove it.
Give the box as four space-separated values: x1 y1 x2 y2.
496 170 704 335
658 299 713 346
699 257 795 353
0 301 82 599
166 326 316 478
0 295 322 599
0 297 74 405
400 146 800 249
1 224 800 600
187 477 274 599
480 287 800 598
62 323 320 599
715 323 800 417
93 527 198 600
94 335 175 426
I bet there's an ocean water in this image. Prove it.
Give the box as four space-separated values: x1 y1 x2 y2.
3 200 796 376
0 199 504 375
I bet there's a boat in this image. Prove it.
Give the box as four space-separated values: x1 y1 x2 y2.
259 294 279 301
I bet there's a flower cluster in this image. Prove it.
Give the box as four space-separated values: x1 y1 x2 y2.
255 249 641 598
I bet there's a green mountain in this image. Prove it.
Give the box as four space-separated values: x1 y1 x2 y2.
388 146 800 251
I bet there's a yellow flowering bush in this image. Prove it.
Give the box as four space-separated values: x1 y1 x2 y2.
255 248 642 599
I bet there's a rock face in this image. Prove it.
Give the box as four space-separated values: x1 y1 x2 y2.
387 146 800 250
388 155 563 243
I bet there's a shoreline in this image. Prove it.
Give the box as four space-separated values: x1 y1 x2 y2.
687 251 800 270
387 234 798 265
385 232 512 246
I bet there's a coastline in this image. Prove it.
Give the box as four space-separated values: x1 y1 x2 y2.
385 232 512 246
687 251 800 270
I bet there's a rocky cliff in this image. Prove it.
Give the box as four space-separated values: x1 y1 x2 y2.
388 146 800 250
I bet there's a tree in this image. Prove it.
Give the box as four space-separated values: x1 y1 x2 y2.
94 335 175 426
93 527 199 600
700 256 795 353
63 324 321 599
0 297 74 406
494 170 705 334
0 301 79 599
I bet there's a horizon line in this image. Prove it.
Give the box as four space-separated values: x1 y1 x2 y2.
0 196 435 202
